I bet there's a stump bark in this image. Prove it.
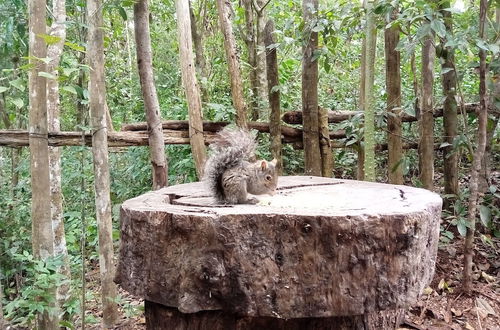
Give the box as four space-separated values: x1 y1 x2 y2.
115 176 442 329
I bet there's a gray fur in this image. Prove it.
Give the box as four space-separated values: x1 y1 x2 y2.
203 127 277 204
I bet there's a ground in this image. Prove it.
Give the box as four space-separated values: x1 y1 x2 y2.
402 238 500 330
81 236 499 330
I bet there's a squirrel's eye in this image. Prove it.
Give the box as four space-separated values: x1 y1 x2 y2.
265 175 272 181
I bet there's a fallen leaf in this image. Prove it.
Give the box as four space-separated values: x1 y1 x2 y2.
423 286 434 295
477 263 490 271
451 308 462 316
465 322 475 330
481 271 496 283
438 278 446 290
476 297 496 316
444 309 452 323
446 246 457 257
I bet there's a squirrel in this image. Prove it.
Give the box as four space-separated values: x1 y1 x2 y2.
203 127 278 204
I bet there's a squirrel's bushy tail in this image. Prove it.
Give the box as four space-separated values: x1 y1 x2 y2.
203 127 257 202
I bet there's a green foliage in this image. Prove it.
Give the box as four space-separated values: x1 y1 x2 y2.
3 252 68 327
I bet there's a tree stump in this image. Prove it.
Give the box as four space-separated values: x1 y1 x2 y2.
115 176 442 329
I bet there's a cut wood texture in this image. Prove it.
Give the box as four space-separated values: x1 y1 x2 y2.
116 176 442 329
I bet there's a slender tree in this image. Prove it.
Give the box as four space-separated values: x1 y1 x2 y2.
252 0 270 119
176 0 207 178
440 0 459 205
264 19 282 174
363 0 377 182
319 106 333 177
0 281 4 328
385 7 403 184
28 0 58 327
216 0 248 129
87 0 119 325
47 0 71 313
463 0 489 292
242 0 259 120
419 26 435 190
480 6 500 193
302 0 321 176
134 0 168 189
189 0 209 103
357 33 366 181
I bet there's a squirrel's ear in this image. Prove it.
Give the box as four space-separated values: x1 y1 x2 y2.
270 158 277 166
260 160 268 170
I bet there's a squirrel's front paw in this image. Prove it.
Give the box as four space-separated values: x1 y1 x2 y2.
245 197 259 204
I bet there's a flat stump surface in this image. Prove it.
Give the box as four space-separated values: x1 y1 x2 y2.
116 176 442 321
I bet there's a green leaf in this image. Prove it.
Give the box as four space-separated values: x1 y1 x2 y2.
479 205 491 227
345 139 357 146
37 33 62 45
439 142 452 149
64 42 85 52
488 43 499 55
488 185 497 194
9 78 25 92
0 86 8 93
59 320 75 329
457 219 467 236
62 67 79 77
61 86 78 95
476 39 489 51
323 55 331 73
38 72 57 80
430 19 446 38
311 24 324 32
11 98 24 108
441 67 454 75
118 6 128 21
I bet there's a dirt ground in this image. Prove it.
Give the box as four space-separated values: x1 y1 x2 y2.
402 238 500 330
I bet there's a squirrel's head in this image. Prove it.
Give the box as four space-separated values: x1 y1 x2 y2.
248 158 278 196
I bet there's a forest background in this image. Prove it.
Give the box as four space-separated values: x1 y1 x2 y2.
0 0 499 328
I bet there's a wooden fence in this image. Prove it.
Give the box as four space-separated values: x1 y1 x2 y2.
0 103 480 149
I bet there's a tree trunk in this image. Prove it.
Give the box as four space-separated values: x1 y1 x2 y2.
254 0 270 119
440 1 459 206
463 0 489 293
216 0 248 129
0 93 9 128
105 103 114 132
46 0 71 315
302 0 321 176
28 0 58 328
409 25 420 123
263 20 282 175
363 0 377 182
0 281 4 329
134 0 168 189
87 0 119 326
357 35 366 181
116 176 441 329
384 8 403 185
76 52 88 127
419 29 435 191
319 107 333 177
189 0 209 103
176 0 208 179
243 0 259 120
479 6 500 194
